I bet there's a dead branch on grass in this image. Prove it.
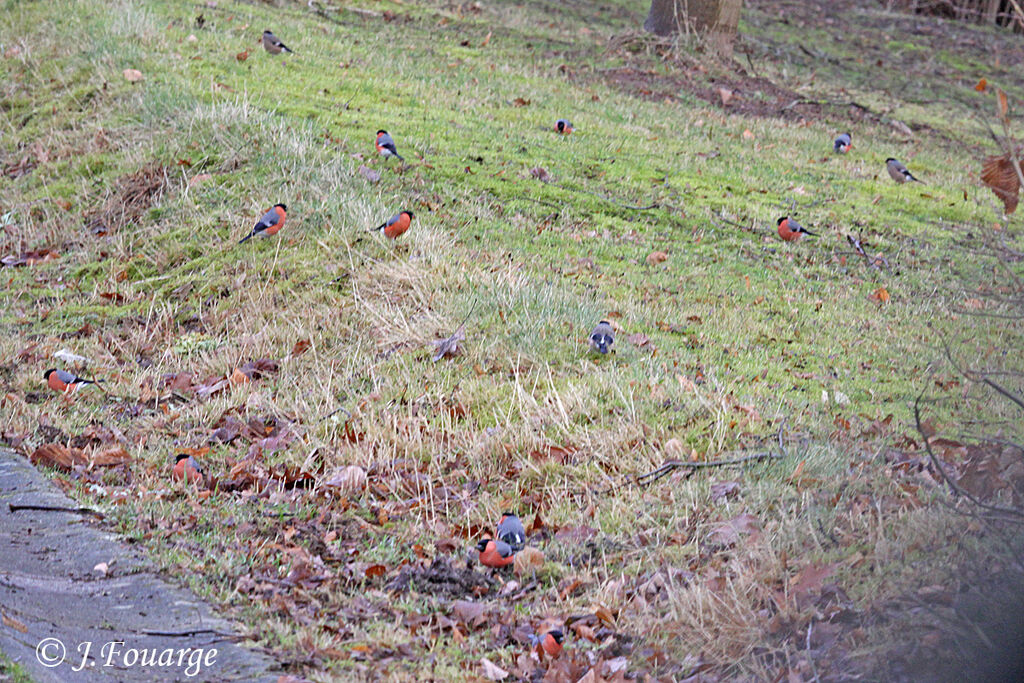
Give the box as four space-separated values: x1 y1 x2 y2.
913 390 1024 519
8 503 104 517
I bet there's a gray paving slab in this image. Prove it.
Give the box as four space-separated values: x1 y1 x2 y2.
0 449 281 682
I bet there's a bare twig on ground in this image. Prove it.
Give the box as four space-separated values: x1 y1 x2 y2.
913 390 1024 519
8 503 103 517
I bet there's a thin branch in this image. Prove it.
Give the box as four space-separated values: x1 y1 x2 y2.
141 628 244 639
8 503 103 517
913 390 1024 519
635 451 783 487
940 336 1024 413
551 182 659 211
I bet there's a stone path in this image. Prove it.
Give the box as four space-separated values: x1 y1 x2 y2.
0 450 280 682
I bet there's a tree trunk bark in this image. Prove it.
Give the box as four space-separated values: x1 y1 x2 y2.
645 0 743 55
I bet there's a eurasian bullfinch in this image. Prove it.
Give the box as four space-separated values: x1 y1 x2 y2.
371 210 414 240
375 130 404 161
589 321 614 355
44 369 101 394
776 216 817 242
239 204 287 243
262 30 294 55
886 158 922 184
532 629 564 658
172 453 204 485
497 512 526 552
476 538 515 568
834 133 851 154
555 119 574 135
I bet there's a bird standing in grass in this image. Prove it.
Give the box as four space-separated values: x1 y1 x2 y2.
172 454 204 485
834 132 851 154
44 369 102 395
262 30 294 55
371 210 414 241
239 204 287 244
531 630 564 659
497 512 526 552
776 216 817 243
375 130 404 161
886 157 923 184
589 321 614 355
555 119 574 135
476 538 515 568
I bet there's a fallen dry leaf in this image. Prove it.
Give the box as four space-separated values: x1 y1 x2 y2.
31 443 88 471
358 165 381 184
718 87 734 106
627 332 650 348
236 50 249 61
530 166 551 182
742 128 755 140
123 68 143 82
646 250 669 266
869 286 890 304
513 547 545 575
1 611 28 634
707 512 761 546
90 446 132 467
981 151 1021 214
479 657 509 681
322 465 367 494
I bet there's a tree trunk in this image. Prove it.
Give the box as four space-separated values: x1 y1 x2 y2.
644 0 743 55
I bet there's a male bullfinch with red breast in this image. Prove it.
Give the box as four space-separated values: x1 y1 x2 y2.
44 368 102 394
497 512 526 552
371 210 414 240
239 204 287 243
173 453 204 485
776 216 817 243
476 538 515 568
834 132 851 154
262 30 294 55
531 629 564 659
555 119 574 135
375 130 404 161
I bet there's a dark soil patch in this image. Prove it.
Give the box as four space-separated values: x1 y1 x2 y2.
386 557 495 598
84 161 170 235
600 63 834 121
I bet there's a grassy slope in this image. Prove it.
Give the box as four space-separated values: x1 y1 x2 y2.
2 0 1022 679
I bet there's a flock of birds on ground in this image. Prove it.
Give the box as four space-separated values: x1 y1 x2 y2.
31 25 939 665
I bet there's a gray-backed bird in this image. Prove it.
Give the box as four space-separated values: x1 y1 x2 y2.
44 369 102 394
239 204 287 243
834 133 851 154
776 216 817 243
375 130 404 161
589 321 614 355
262 30 294 55
886 158 922 184
497 512 526 552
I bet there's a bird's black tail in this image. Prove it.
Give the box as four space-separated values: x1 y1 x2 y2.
239 232 254 244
